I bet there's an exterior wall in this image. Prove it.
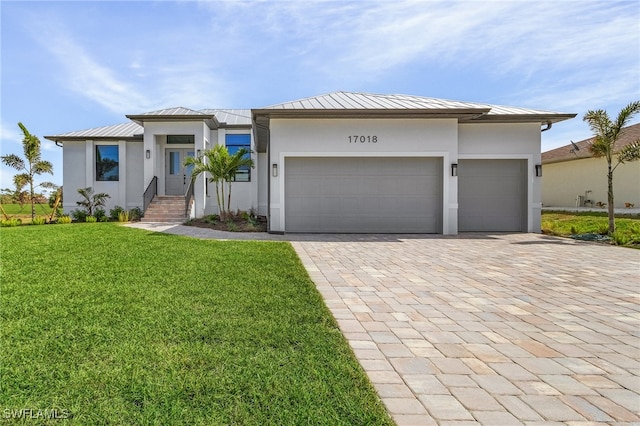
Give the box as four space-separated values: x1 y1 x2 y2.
125 142 144 210
257 152 268 216
459 123 542 233
62 141 87 214
543 158 640 208
62 140 141 214
268 118 458 234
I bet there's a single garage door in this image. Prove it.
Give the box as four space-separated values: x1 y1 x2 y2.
285 157 442 233
458 159 527 232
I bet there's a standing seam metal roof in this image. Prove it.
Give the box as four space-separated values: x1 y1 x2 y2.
259 91 565 116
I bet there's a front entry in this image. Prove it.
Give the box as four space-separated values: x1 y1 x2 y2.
165 149 195 195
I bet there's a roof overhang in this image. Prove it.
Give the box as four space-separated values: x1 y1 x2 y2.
252 108 491 121
44 134 143 143
125 114 219 128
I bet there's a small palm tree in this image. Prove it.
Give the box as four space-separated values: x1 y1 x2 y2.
1 123 55 220
185 144 254 220
583 101 640 235
76 187 110 216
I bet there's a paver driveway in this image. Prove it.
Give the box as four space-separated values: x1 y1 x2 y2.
292 233 640 425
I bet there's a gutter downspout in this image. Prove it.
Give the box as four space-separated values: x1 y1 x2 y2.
55 141 63 147
541 121 552 132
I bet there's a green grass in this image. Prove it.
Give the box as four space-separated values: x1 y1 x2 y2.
542 211 640 247
1 203 53 216
0 224 392 425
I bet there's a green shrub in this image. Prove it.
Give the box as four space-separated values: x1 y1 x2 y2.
94 208 107 222
71 209 87 222
129 207 142 221
611 231 630 246
1 218 22 227
31 216 47 226
57 215 72 224
597 224 609 235
118 210 130 222
205 214 218 224
226 221 237 232
109 205 124 220
85 216 97 223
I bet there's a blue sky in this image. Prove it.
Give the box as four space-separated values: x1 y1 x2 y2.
1 0 639 189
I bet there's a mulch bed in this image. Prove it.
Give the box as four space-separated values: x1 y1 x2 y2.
185 215 268 232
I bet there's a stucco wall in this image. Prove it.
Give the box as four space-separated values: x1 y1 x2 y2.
542 158 640 208
268 118 459 233
62 141 87 214
459 122 542 232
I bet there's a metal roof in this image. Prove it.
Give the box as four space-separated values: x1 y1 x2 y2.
45 122 143 141
201 109 252 126
255 91 575 123
128 106 210 117
542 122 640 164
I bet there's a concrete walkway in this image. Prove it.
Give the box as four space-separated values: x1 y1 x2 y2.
128 223 640 425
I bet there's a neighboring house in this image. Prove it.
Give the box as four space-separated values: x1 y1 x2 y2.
45 91 575 234
542 123 640 209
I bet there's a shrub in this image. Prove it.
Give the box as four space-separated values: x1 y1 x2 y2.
205 214 219 224
85 216 97 223
31 216 47 226
57 215 72 224
226 221 237 232
94 208 107 222
1 218 22 227
109 205 125 220
129 207 143 221
118 210 130 222
71 209 87 222
597 224 609 235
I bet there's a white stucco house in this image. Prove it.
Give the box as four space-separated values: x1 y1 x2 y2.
45 91 575 234
542 123 640 209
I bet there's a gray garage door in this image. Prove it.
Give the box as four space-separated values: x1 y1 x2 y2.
458 159 527 232
285 157 442 233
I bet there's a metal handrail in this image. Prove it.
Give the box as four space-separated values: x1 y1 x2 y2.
143 176 158 213
184 178 194 217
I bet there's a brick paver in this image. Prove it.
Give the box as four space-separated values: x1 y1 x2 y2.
290 233 640 425
131 224 640 425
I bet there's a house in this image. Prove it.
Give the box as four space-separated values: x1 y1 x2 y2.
542 123 640 209
45 91 575 234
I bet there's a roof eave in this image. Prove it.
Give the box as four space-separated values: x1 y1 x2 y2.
252 108 491 120
124 114 220 128
465 113 577 124
44 134 143 143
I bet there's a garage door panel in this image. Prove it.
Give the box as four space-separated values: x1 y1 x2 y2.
285 157 442 233
458 159 527 232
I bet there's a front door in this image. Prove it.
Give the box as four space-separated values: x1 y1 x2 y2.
165 149 195 195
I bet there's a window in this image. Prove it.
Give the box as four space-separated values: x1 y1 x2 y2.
225 134 251 182
96 145 119 181
167 135 194 144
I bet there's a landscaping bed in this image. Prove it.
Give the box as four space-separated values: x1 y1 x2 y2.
542 210 640 248
185 212 268 232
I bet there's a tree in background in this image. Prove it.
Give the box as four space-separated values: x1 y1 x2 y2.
583 101 640 235
1 122 56 220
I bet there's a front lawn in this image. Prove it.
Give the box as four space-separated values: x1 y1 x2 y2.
542 210 640 247
0 224 392 425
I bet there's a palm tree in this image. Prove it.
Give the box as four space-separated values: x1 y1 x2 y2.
583 101 640 235
184 144 254 220
1 122 55 220
76 187 110 216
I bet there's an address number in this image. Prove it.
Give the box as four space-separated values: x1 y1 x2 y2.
348 135 378 143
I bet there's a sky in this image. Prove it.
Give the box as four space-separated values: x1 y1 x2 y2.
1 0 639 190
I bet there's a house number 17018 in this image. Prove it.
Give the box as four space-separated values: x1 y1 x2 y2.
348 135 378 143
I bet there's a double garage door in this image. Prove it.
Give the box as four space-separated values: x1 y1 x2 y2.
285 157 442 233
283 157 527 233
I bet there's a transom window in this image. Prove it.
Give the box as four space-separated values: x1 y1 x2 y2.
96 145 119 181
167 135 194 144
226 134 251 182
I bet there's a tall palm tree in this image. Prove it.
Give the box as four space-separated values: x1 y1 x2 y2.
185 144 254 220
1 122 55 220
583 101 640 235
